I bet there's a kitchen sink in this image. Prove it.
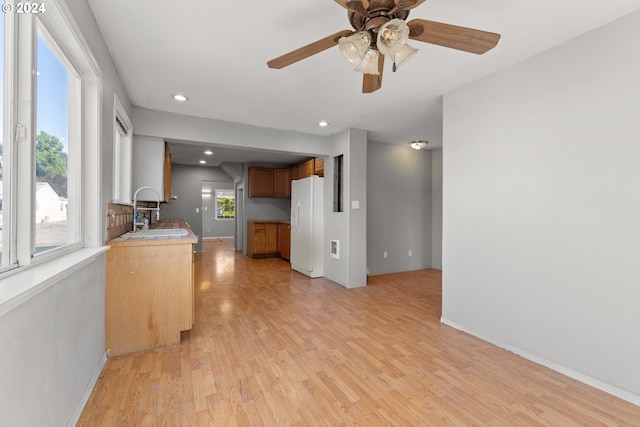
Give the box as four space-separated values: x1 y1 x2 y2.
118 228 189 240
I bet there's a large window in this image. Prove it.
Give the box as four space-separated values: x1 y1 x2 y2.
0 1 101 276
34 29 80 254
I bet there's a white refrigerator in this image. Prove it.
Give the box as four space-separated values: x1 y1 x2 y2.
290 175 324 278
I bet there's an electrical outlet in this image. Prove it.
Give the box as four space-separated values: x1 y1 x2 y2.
383 251 388 259
408 249 412 257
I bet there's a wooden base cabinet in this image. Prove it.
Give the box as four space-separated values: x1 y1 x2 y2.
247 222 279 258
106 227 196 357
247 220 291 259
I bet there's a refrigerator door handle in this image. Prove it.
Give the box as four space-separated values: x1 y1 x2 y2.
296 200 302 231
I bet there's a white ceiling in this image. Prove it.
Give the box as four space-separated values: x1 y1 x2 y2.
88 0 640 165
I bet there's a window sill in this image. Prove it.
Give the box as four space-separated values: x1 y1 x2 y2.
0 247 110 317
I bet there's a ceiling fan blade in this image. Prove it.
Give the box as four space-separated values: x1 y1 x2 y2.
362 54 384 93
407 19 500 54
335 0 372 10
402 0 426 10
388 0 421 15
346 1 372 17
267 30 355 69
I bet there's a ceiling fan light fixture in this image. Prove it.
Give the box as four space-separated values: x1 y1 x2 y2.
338 31 371 67
409 140 429 150
377 19 410 55
390 43 419 70
376 18 417 71
354 49 380 75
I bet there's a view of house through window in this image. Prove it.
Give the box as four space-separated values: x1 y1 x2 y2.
215 190 235 220
34 31 73 254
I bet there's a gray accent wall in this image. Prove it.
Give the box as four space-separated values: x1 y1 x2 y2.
160 164 233 251
367 141 433 276
202 180 235 238
442 9 640 402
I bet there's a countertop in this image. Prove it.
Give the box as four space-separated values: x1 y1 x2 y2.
247 220 290 224
107 219 198 246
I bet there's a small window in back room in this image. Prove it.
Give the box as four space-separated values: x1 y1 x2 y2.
216 189 235 219
333 154 343 212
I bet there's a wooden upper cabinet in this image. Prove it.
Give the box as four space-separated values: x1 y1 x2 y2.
274 168 290 198
249 167 275 197
289 163 301 187
314 157 324 177
300 159 314 178
250 158 322 198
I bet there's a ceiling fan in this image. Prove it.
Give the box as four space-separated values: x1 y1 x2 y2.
267 0 501 93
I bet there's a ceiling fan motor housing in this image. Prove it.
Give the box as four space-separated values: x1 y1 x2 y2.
348 0 411 35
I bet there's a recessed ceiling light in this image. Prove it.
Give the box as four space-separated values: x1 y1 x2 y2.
318 120 329 127
199 160 206 164
204 150 213 155
172 94 188 102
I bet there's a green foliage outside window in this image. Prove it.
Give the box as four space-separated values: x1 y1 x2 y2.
36 131 67 197
216 193 235 219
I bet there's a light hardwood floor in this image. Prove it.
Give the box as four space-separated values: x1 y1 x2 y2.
78 238 640 426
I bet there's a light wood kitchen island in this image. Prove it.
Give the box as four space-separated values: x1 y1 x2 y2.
105 220 197 357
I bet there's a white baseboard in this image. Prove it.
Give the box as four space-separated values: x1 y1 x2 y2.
440 317 640 407
67 352 108 426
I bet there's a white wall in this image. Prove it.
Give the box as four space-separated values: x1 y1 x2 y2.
442 9 640 402
0 255 107 426
0 1 133 425
431 149 443 270
132 107 332 157
324 129 367 288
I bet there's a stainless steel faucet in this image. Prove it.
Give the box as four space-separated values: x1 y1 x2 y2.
132 186 161 231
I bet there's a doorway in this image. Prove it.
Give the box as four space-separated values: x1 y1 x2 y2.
236 185 244 252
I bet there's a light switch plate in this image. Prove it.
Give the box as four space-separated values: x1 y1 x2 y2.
352 200 360 209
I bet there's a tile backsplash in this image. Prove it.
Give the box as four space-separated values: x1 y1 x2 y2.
106 203 133 241
106 201 158 241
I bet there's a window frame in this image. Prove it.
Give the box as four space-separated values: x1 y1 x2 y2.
31 21 83 260
215 189 235 220
112 93 132 205
0 0 103 280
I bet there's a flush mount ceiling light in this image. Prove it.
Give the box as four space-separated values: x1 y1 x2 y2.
204 150 213 155
409 140 429 150
172 94 188 102
318 120 329 127
199 160 206 164
267 0 501 93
